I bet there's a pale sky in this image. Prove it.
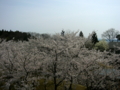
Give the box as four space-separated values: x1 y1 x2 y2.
0 0 120 38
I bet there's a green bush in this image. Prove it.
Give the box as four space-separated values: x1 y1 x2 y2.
94 40 109 51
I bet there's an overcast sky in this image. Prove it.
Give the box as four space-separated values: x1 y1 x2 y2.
0 0 120 38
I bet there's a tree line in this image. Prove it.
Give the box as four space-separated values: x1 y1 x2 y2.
0 28 119 53
0 29 32 42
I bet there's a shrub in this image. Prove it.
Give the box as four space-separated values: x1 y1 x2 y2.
94 40 109 51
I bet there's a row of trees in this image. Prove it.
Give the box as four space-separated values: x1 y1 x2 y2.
74 28 119 51
1 28 119 43
0 31 120 90
62 30 99 44
0 29 32 42
0 28 119 42
71 28 120 42
80 28 120 42
61 30 108 51
0 28 119 53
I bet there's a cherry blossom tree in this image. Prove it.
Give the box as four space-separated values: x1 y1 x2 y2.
0 31 119 90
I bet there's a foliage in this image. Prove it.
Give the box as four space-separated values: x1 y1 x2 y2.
0 31 120 90
40 33 51 39
116 34 120 40
94 40 109 51
79 31 84 37
61 30 65 36
85 31 98 49
91 31 99 44
0 29 32 42
84 40 94 49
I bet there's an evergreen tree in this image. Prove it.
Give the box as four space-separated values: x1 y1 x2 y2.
116 34 120 41
92 31 99 44
79 31 84 37
61 30 65 36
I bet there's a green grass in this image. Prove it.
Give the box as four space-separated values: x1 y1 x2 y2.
36 79 86 90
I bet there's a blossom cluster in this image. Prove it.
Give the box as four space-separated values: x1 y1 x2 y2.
0 32 119 90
